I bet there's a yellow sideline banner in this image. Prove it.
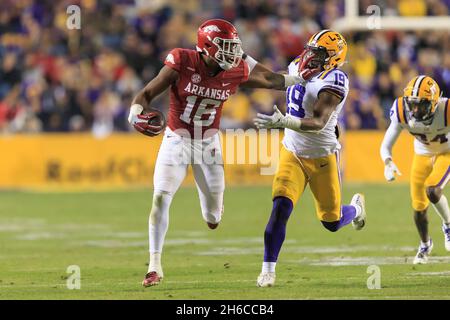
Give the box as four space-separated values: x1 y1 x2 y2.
0 131 415 190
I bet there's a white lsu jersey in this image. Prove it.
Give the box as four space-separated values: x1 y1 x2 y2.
282 58 350 158
389 97 450 156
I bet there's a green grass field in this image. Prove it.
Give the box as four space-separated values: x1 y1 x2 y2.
0 184 449 300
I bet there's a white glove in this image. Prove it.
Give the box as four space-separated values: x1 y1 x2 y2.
384 160 401 182
128 104 144 125
253 105 287 129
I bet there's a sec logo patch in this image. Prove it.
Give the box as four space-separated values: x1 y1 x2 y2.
191 73 201 84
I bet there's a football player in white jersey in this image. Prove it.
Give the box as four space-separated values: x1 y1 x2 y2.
253 30 367 287
380 75 450 264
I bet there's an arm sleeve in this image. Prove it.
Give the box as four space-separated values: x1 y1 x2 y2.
244 54 258 75
380 101 403 162
164 48 182 72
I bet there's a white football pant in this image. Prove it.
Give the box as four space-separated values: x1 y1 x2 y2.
149 127 225 254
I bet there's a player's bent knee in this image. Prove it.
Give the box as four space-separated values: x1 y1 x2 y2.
320 211 340 223
412 201 428 212
204 211 221 224
321 220 339 232
426 186 441 204
201 194 223 225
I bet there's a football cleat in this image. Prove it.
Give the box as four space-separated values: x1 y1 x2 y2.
413 239 433 264
257 272 276 287
351 193 366 230
442 224 450 251
142 271 163 287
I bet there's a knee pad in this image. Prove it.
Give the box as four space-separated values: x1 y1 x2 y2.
203 209 222 224
412 199 429 212
201 192 223 224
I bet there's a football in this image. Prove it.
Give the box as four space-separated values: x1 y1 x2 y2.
147 110 166 136
148 110 166 127
135 110 166 137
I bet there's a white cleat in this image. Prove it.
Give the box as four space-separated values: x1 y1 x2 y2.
257 272 276 287
351 193 366 231
413 239 433 264
443 224 450 251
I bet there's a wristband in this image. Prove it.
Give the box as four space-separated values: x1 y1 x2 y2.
283 116 302 131
128 104 144 123
244 54 258 73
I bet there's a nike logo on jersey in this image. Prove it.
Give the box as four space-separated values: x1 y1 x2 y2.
320 163 328 168
187 67 196 71
222 82 231 87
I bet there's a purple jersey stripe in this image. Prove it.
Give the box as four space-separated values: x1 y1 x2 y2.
320 86 345 98
335 151 342 187
335 151 343 219
395 99 401 123
437 166 450 187
321 85 345 94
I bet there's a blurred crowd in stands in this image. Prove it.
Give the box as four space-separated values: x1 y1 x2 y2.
0 0 449 135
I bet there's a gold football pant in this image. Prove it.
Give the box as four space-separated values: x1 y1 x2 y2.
410 152 450 211
272 146 341 222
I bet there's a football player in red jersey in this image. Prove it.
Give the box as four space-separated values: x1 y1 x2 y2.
128 19 320 287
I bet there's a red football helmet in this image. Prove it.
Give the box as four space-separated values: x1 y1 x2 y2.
196 19 243 70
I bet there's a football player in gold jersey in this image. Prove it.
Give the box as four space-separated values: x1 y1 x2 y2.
254 30 367 287
380 75 450 264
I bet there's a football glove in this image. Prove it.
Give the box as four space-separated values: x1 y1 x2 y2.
128 104 166 137
254 105 286 129
384 160 402 182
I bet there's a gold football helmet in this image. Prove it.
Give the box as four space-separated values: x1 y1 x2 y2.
403 75 440 122
304 30 347 71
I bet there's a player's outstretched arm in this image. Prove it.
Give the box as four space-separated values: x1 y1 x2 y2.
380 122 403 181
253 90 340 132
240 62 287 90
240 55 319 90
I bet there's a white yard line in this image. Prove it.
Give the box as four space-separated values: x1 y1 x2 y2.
195 245 418 256
405 271 450 276
287 256 450 266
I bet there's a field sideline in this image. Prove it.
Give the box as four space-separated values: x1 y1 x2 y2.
0 184 449 300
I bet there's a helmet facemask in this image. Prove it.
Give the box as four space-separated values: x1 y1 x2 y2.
304 45 329 70
405 97 434 122
211 37 243 70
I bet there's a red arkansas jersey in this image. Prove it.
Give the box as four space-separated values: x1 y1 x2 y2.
164 48 249 138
